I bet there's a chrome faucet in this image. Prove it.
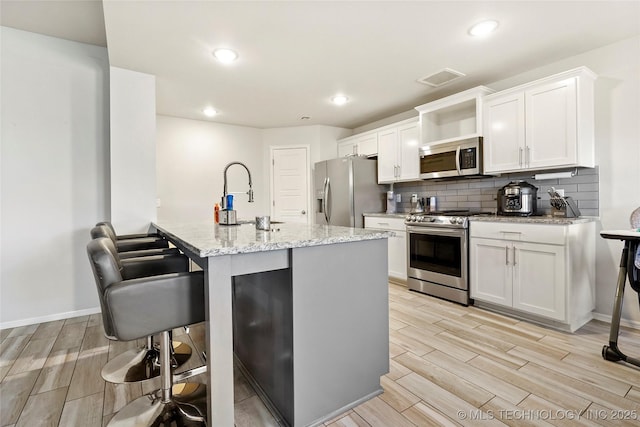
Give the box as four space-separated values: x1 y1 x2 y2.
221 161 254 209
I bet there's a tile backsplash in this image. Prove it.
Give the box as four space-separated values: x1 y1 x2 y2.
392 167 599 217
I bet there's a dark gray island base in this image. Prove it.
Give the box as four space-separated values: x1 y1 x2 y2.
152 221 390 426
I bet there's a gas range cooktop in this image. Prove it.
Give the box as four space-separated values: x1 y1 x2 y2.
405 210 493 228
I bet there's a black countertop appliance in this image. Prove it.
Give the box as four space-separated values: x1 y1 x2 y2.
497 180 538 216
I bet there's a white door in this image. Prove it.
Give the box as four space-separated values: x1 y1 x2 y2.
271 147 309 224
525 77 577 169
483 93 526 173
397 122 420 181
356 133 378 157
512 242 565 321
470 238 512 306
377 128 397 183
388 230 407 280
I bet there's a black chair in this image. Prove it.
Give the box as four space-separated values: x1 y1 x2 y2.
91 224 175 257
88 237 207 426
601 208 640 368
90 229 193 383
94 221 168 252
97 220 161 240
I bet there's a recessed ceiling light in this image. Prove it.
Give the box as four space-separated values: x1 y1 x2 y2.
203 107 217 117
212 48 238 63
331 95 349 106
468 20 499 37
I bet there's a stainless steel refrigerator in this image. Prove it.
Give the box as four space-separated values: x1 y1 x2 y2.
314 157 385 228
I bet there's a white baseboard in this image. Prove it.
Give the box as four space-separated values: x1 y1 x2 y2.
0 307 101 330
592 312 640 330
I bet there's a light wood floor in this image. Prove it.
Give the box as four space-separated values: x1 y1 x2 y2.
1 283 640 426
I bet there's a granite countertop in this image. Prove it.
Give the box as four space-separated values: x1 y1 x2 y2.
363 211 597 225
152 220 392 257
363 212 408 219
470 215 597 225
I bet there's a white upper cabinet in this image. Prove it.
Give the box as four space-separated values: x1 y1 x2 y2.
337 132 378 158
415 86 494 147
377 120 419 184
483 67 596 174
483 93 526 172
338 118 418 183
337 140 357 157
377 128 397 182
356 133 378 157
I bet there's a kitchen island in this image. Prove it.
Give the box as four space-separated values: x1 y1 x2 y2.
151 220 390 427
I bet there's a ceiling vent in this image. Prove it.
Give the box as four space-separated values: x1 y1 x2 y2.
417 68 465 88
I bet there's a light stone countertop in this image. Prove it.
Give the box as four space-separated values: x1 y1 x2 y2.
152 220 392 257
363 212 408 219
364 212 598 225
469 215 597 225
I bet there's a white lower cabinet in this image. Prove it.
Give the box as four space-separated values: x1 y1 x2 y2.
470 221 594 332
364 216 406 281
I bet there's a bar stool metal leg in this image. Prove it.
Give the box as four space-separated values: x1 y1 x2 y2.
107 331 208 427
602 240 640 367
101 334 192 383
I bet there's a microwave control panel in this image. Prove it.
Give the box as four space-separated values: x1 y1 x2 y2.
460 147 477 170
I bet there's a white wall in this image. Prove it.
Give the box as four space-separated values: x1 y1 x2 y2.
261 124 351 165
0 27 109 327
260 125 351 221
156 120 351 224
485 36 640 325
156 116 266 222
109 67 157 234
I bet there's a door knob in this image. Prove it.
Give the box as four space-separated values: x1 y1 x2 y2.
301 210 306 214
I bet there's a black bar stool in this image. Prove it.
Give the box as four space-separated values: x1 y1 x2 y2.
600 208 640 368
87 237 207 426
90 226 193 383
95 221 169 252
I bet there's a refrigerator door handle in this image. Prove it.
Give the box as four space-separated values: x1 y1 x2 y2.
325 177 331 223
323 177 330 224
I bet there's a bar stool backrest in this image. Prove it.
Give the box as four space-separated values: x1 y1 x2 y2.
90 225 124 270
96 221 118 238
87 237 124 339
92 223 118 244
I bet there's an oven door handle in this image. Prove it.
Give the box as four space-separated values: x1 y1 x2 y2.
407 226 466 237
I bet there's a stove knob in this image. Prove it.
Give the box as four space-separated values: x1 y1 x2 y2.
449 217 457 224
457 217 464 224
417 216 424 222
410 215 417 222
405 215 412 222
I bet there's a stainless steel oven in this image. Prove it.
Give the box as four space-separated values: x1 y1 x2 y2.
405 212 473 305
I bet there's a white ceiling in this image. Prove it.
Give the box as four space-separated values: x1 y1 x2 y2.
2 1 639 129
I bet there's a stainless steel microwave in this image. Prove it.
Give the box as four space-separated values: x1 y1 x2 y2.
419 137 483 179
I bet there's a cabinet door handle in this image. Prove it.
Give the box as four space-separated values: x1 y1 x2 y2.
505 246 510 265
513 247 517 265
519 148 523 166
